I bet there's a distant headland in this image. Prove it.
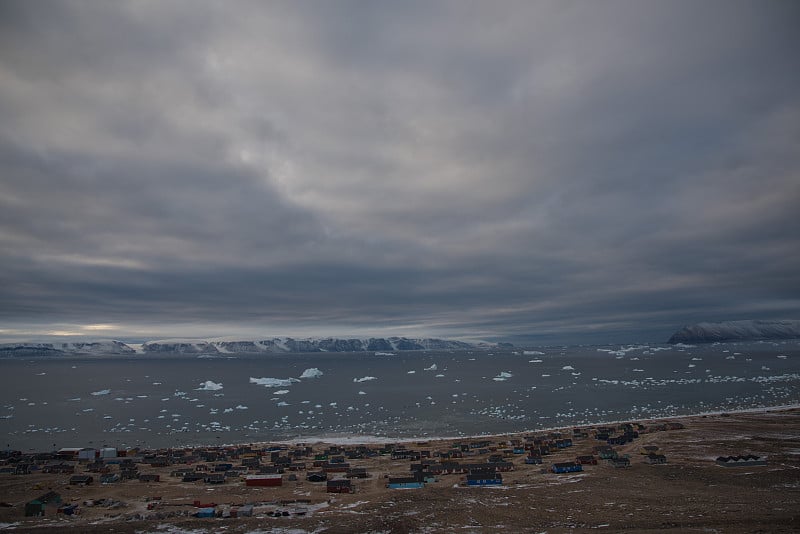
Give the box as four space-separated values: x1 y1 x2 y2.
668 319 800 344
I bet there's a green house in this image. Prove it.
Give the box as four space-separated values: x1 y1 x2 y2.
25 500 45 517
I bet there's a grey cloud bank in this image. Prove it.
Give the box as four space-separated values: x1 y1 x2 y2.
0 1 798 344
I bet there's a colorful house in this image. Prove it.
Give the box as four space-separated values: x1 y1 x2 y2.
466 473 503 486
551 462 583 474
388 476 424 489
327 479 352 493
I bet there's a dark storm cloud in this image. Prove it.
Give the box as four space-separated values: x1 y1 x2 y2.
0 1 798 343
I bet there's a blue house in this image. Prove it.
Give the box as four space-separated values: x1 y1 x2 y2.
387 476 424 489
466 473 503 486
551 462 583 474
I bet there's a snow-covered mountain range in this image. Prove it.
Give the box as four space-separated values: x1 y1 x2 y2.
668 320 800 344
0 340 135 356
0 336 485 356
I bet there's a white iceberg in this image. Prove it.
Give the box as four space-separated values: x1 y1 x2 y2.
196 380 223 391
353 376 377 383
250 377 300 387
299 368 324 379
424 364 438 371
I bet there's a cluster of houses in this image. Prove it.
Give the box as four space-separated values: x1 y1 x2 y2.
0 418 707 521
715 454 767 467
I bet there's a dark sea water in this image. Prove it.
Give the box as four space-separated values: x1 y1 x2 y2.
1 341 799 451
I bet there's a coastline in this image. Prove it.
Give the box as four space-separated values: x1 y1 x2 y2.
2 406 799 533
259 402 800 449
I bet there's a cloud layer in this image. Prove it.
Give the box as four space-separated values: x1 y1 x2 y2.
1 1 798 343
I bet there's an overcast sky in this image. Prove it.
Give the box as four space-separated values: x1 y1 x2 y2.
0 1 798 344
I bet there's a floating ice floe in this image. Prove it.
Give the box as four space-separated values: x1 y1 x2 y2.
196 380 223 391
424 364 438 371
562 365 575 371
493 371 513 381
523 351 545 355
375 352 395 356
353 376 377 383
777 355 788 359
358 391 366 395
274 390 290 395
435 374 445 378
91 389 111 396
235 405 248 410
407 370 416 374
250 377 300 387
300 368 324 379
528 359 543 363
223 408 234 413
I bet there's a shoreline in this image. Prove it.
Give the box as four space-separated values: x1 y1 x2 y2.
2 406 799 533
238 402 800 451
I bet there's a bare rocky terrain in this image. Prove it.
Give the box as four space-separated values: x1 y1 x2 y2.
1 408 798 533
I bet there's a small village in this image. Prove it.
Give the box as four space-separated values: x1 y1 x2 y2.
1 414 762 528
